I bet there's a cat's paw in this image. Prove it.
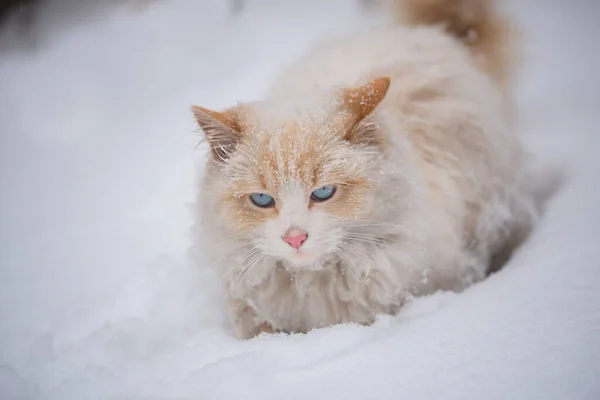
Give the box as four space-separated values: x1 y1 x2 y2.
227 298 274 339
234 320 274 340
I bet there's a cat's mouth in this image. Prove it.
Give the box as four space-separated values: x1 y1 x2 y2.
278 235 343 269
282 247 343 272
285 248 323 268
257 234 333 269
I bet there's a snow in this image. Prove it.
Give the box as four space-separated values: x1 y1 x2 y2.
1 0 599 398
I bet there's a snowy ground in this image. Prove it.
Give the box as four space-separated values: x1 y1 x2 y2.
1 0 599 398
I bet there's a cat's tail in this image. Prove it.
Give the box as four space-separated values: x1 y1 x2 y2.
390 0 519 86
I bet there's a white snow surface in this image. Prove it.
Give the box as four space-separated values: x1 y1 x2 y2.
1 0 599 398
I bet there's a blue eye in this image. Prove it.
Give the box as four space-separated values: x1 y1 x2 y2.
249 193 275 208
311 185 336 202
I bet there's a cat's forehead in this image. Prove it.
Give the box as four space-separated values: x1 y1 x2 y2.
242 93 344 141
225 119 351 197
227 96 368 194
248 119 340 192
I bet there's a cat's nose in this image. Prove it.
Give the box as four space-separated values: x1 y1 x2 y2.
283 228 308 249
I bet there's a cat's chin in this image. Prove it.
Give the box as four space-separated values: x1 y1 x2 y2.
284 251 324 270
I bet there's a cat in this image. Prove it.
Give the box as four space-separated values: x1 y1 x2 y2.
191 0 538 339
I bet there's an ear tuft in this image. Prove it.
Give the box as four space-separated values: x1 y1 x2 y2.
191 106 243 161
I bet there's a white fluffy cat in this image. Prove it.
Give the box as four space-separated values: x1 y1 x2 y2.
191 0 538 339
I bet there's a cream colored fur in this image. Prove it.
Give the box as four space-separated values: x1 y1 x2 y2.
192 0 537 339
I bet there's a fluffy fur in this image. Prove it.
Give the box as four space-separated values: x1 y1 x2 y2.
191 0 537 339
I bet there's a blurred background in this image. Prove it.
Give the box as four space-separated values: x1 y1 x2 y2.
0 0 599 398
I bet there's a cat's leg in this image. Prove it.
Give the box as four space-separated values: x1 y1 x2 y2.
225 296 274 339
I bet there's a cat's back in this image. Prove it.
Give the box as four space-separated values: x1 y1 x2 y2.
269 25 479 98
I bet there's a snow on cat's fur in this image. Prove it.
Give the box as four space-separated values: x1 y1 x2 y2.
191 0 537 339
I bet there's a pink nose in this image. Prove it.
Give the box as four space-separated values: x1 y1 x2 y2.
283 230 308 249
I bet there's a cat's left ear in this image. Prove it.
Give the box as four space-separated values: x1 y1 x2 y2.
337 77 390 145
192 105 243 161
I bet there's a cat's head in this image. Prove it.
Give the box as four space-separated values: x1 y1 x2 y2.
193 77 391 269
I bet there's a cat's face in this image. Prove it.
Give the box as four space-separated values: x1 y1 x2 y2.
194 77 390 269
217 120 379 268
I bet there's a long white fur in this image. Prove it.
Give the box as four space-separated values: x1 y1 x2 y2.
194 0 538 339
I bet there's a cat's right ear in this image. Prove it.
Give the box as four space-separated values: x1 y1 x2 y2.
192 105 243 161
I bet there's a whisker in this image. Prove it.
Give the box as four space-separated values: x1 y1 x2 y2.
343 233 397 247
337 242 372 263
236 253 266 289
342 220 405 229
222 248 260 280
232 251 265 289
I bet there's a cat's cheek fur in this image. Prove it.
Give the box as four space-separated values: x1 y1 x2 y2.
220 195 274 233
316 183 374 220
